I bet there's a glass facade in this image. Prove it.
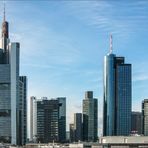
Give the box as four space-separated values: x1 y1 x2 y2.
142 99 148 136
36 98 66 143
57 97 66 142
83 91 98 142
0 14 27 145
103 53 132 136
116 64 131 135
103 54 116 136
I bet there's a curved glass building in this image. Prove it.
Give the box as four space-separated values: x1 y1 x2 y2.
103 51 132 136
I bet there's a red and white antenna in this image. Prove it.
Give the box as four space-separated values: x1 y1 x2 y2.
110 34 113 54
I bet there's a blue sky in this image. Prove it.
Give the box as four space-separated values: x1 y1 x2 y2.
1 0 148 135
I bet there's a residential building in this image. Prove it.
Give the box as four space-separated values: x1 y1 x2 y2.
103 35 132 136
83 91 98 142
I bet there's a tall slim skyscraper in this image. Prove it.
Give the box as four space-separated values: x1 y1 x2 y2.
57 97 66 143
0 8 27 145
69 123 75 142
142 99 148 136
103 35 132 136
83 91 98 142
19 76 27 145
30 96 37 141
74 113 83 142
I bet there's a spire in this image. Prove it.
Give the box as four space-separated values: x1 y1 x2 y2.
3 2 6 22
1 2 9 39
109 34 113 54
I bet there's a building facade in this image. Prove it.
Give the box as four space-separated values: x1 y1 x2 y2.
142 99 148 136
131 111 142 135
0 10 27 145
74 113 83 142
83 91 98 142
30 96 37 141
33 97 66 143
103 37 132 136
69 123 75 143
57 97 66 142
19 76 27 145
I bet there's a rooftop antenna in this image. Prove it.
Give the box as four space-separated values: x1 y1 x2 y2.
109 34 113 54
3 1 6 22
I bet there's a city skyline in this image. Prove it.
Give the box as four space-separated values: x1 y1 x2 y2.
1 1 148 135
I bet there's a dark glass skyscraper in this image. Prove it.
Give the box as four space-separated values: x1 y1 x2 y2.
74 113 83 142
103 36 132 136
35 97 66 143
131 111 142 135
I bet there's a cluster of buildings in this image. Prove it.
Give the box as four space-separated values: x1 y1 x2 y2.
30 97 66 143
0 10 27 145
1 7 148 148
69 91 98 142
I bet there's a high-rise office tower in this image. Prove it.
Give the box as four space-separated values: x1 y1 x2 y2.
19 76 27 145
83 91 98 142
30 96 37 141
57 97 66 143
74 113 83 142
131 111 142 135
142 99 148 136
103 35 132 136
0 7 27 145
69 123 75 143
34 97 66 143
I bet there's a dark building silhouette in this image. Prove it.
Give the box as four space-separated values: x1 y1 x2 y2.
131 111 142 135
70 123 75 142
36 97 66 143
74 113 83 142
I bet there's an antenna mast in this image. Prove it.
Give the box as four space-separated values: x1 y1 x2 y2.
110 34 113 54
3 1 6 21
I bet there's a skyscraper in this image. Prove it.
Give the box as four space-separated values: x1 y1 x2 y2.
57 97 66 143
74 113 83 142
33 97 66 143
83 91 98 142
131 111 142 135
19 76 27 145
69 123 75 143
103 35 132 136
30 96 37 141
142 99 148 136
0 8 27 145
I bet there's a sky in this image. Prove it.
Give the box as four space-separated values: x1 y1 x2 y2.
1 0 148 136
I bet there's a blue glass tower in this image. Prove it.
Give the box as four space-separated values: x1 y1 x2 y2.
103 35 132 136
